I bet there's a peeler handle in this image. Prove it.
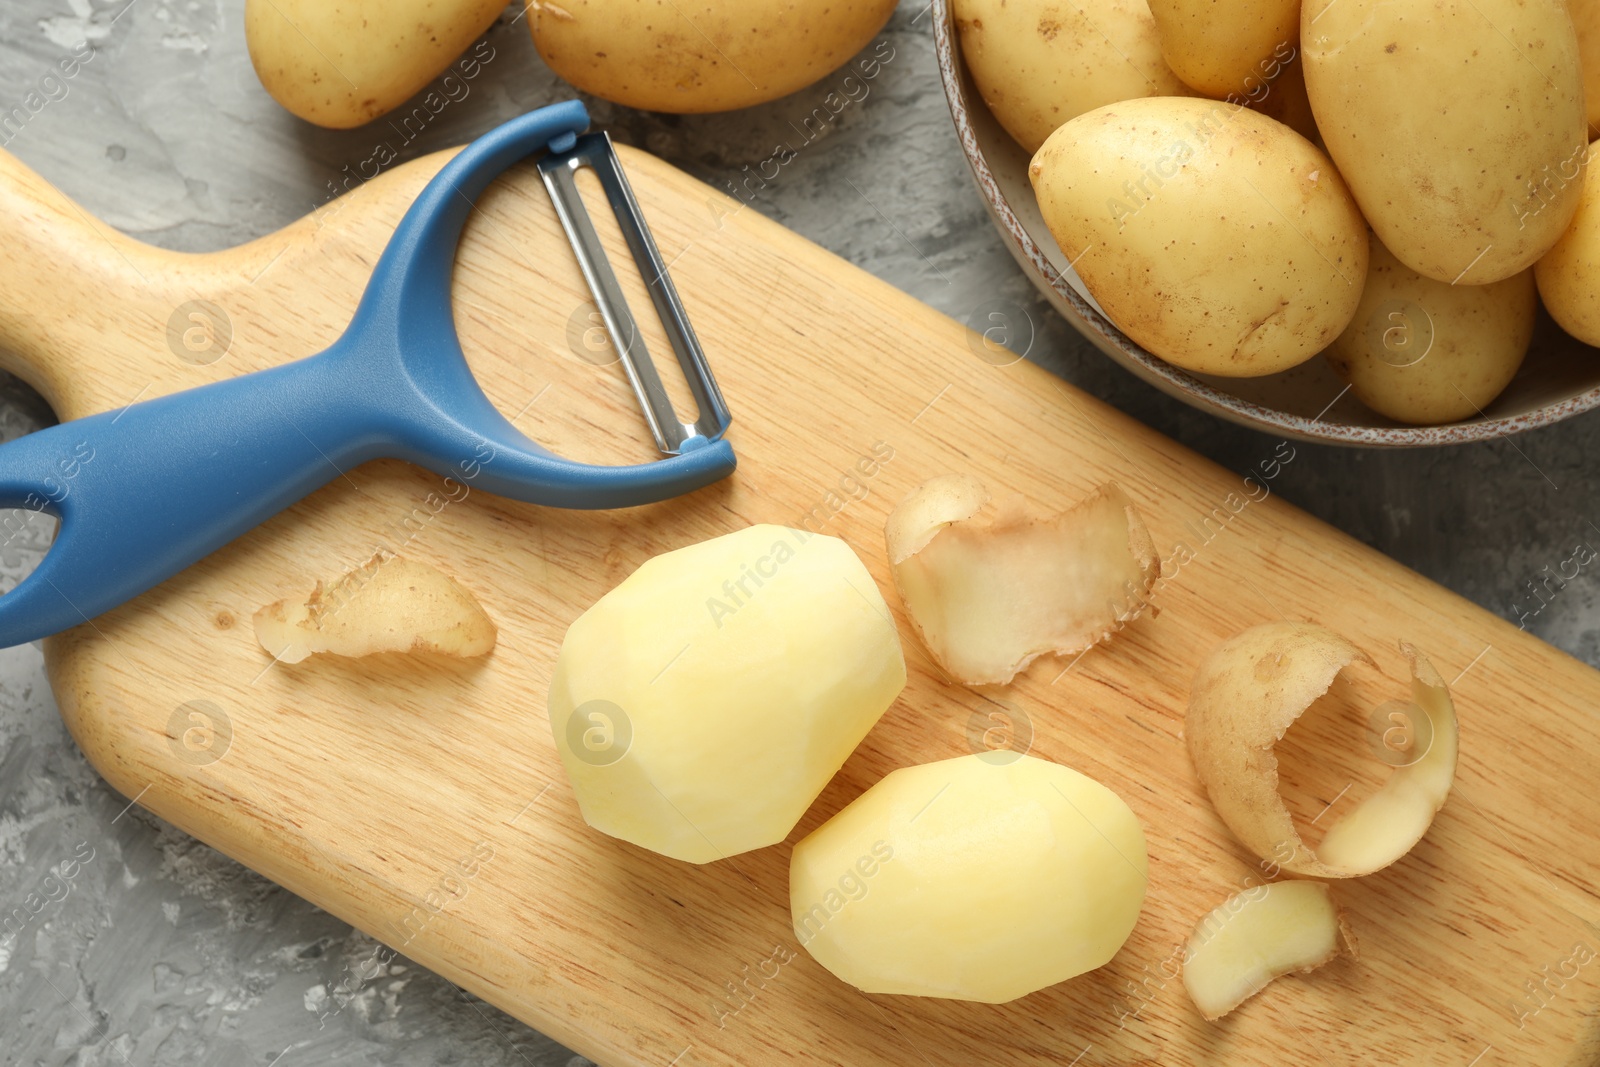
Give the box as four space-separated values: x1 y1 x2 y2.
0 333 737 648
0 353 373 648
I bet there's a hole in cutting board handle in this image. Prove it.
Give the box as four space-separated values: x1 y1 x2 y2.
0 507 58 600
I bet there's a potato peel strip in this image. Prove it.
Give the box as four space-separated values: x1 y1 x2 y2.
1314 643 1458 872
885 475 1159 686
1186 621 1458 878
254 553 497 664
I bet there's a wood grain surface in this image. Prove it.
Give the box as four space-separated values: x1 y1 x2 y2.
0 138 1596 1066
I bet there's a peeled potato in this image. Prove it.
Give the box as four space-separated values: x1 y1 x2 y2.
1186 621 1459 879
253 554 497 664
548 526 905 864
886 475 1159 686
1328 236 1535 425
528 0 898 113
790 753 1147 1002
953 0 1191 154
1183 880 1354 1020
245 0 503 128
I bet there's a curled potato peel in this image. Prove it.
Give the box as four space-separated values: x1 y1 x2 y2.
885 475 1159 686
1186 621 1458 878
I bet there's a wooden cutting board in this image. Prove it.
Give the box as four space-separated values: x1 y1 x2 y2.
2 136 1597 1067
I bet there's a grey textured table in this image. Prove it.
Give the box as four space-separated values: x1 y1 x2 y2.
0 3 1595 1065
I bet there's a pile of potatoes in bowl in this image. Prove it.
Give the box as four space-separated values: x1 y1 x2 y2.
955 0 1600 426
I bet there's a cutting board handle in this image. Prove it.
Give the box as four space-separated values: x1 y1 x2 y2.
0 146 285 422
0 147 173 392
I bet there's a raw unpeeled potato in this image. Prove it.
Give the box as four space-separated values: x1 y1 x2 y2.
1186 621 1459 878
885 475 1159 686
528 0 898 113
1575 0 1600 130
790 753 1147 1002
1247 55 1318 145
245 0 503 128
548 526 905 864
1030 98 1368 377
1537 142 1600 346
1303 0 1585 284
1183 880 1354 1020
953 0 1190 154
254 554 497 664
1327 237 1535 425
1147 0 1297 100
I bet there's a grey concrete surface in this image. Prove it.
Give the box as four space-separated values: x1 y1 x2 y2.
0 2 1596 1065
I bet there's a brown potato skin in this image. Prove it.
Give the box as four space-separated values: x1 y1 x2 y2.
1572 0 1600 131
1328 237 1534 425
954 0 1191 154
1030 98 1367 377
1302 0 1586 284
245 0 505 129
529 0 898 113
1537 142 1600 345
1147 0 1298 100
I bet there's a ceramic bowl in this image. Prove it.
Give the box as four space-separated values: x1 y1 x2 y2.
930 0 1600 445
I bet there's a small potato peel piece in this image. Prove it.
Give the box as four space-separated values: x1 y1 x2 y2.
1186 621 1459 878
254 554 496 664
1183 880 1355 1020
885 475 1159 685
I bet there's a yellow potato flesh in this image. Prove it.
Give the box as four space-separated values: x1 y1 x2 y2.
954 0 1191 154
549 526 906 864
528 0 899 114
790 754 1147 1003
1303 0 1586 284
244 0 504 128
1315 646 1458 872
1183 880 1350 1020
1030 98 1367 377
886 475 1159 686
1327 237 1535 425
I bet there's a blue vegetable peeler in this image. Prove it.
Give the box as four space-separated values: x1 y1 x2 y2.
0 100 735 648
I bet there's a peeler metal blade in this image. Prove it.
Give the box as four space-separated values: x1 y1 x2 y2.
538 131 732 456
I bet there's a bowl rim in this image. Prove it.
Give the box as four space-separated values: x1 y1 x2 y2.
929 0 1600 446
